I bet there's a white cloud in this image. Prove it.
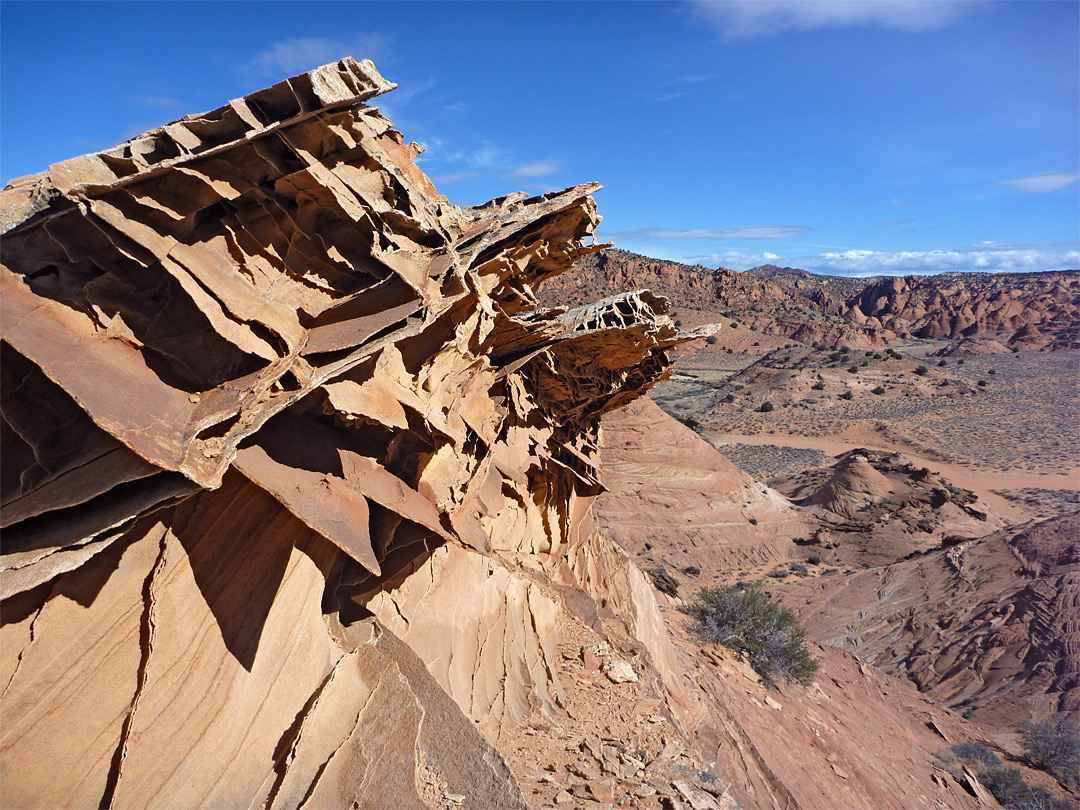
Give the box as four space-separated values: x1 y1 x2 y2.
430 170 484 185
601 225 811 241
693 0 974 41
998 171 1080 195
467 142 512 169
505 161 563 178
244 34 391 79
687 243 1080 276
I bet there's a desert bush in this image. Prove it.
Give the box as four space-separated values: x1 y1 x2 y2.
865 351 874 357
683 565 701 577
790 563 809 576
839 391 854 400
766 568 788 578
872 386 886 395
938 359 948 367
950 742 1001 768
812 381 825 390
706 335 718 344
759 401 774 412
684 583 818 686
674 319 683 327
980 766 1073 810
941 738 1077 810
848 365 859 373
750 323 758 331
752 341 760 346
1019 718 1080 789
822 568 840 575
915 365 929 376
978 379 988 387
989 368 997 375
806 554 821 565
957 358 965 365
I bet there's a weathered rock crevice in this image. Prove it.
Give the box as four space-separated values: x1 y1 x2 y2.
1 58 683 807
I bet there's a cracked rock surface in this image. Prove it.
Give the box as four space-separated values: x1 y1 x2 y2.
0 58 683 808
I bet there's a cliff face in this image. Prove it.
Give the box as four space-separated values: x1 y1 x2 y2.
847 272 1080 339
0 59 683 808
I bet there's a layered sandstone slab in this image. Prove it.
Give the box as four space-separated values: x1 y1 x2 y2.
0 58 683 808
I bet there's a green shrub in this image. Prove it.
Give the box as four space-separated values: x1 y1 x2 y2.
938 359 948 367
684 584 818 686
759 401 774 412
812 381 825 390
790 563 809 576
839 391 854 400
989 368 997 375
915 365 929 376
1019 718 1080 789
806 554 821 565
848 365 859 373
940 739 1076 810
950 742 1001 769
958 358 965 365
872 386 886 395
674 319 683 327
706 335 718 344
978 379 988 387
750 323 758 331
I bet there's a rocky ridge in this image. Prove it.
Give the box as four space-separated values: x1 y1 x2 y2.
0 59 686 808
2 59 1071 810
542 249 1080 346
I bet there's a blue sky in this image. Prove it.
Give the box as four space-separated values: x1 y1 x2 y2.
3 1 1077 276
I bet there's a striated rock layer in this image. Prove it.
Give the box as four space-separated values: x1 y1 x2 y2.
0 58 683 808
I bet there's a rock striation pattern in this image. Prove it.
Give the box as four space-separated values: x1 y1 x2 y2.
0 58 683 808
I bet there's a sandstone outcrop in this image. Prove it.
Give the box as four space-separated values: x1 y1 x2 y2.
0 58 684 808
597 397 810 577
846 272 1080 340
778 513 1080 736
773 449 1004 565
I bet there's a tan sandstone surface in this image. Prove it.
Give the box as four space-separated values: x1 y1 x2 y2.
2 58 1073 810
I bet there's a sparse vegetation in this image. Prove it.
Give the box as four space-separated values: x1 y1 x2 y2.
938 741 1077 810
759 401 774 412
812 381 825 390
978 379 988 387
848 365 859 373
938 359 948 367
1018 718 1080 789
790 563 809 577
706 335 718 344
915 365 929 376
840 391 854 400
684 583 818 686
806 554 821 565
872 385 886 395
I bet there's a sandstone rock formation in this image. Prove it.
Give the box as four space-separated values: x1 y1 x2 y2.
778 513 1080 736
0 58 684 808
597 397 810 578
772 449 1004 565
846 272 1080 340
539 249 889 348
